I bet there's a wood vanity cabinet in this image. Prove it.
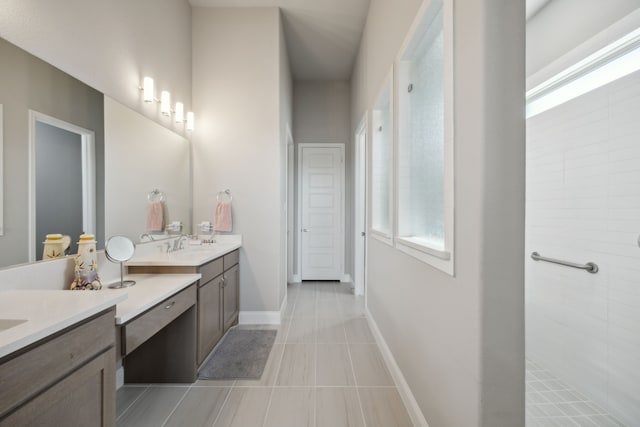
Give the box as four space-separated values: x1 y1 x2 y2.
198 250 239 364
121 285 197 383
0 308 116 427
129 249 240 366
198 273 224 364
222 263 239 331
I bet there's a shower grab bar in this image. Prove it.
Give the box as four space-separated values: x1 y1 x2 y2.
530 252 599 274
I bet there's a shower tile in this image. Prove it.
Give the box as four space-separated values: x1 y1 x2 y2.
571 402 600 416
527 392 551 404
528 405 547 418
539 404 564 417
552 418 581 427
587 415 625 427
556 403 581 417
532 370 555 381
570 416 599 427
530 381 551 392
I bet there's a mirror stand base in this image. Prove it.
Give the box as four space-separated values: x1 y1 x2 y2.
109 280 136 289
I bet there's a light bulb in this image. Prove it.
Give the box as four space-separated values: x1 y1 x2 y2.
175 102 184 123
160 91 171 116
186 112 195 131
143 77 154 103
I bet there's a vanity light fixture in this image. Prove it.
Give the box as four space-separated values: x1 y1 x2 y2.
186 111 195 131
142 77 154 103
175 102 184 123
160 91 171 116
140 77 195 130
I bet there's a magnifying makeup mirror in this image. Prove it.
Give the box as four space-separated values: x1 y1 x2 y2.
105 235 136 289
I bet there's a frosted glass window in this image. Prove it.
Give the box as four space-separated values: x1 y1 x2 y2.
398 5 445 250
371 79 392 236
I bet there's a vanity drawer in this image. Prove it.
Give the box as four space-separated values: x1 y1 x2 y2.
223 250 239 270
199 258 223 285
123 285 196 355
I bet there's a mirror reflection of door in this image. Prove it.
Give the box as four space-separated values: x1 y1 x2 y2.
30 112 96 261
35 122 82 260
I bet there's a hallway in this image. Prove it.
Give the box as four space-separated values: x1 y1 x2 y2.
116 282 413 426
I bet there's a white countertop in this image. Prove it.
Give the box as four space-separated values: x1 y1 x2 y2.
126 242 241 267
104 274 201 324
0 290 126 359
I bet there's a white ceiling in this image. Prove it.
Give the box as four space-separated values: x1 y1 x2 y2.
189 0 551 80
189 0 371 81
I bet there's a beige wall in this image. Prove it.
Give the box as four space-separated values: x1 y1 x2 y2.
104 97 191 242
192 7 285 313
527 0 640 77
0 0 192 134
350 0 525 425
279 13 293 307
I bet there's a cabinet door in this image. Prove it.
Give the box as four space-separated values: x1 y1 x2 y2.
223 264 239 331
198 275 223 365
0 348 115 427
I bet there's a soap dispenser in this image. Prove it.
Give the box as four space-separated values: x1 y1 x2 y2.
70 234 102 290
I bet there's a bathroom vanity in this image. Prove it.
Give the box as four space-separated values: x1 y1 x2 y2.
108 274 201 383
0 291 125 426
127 239 241 366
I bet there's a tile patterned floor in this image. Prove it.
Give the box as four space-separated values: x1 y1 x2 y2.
116 281 413 427
526 360 625 427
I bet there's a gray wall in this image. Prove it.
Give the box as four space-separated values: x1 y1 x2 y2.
0 37 104 268
350 0 525 425
35 122 83 260
292 81 352 277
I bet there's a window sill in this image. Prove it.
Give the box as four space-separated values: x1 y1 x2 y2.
396 237 450 260
370 229 393 246
395 237 454 276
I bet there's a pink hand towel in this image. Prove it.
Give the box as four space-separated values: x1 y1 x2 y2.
146 201 164 231
214 200 232 232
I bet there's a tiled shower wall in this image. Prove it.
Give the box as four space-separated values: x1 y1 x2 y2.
526 69 640 426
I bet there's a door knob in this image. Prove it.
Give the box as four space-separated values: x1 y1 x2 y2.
302 228 309 232
361 231 366 237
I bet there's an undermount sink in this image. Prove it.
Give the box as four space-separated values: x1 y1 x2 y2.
0 319 27 332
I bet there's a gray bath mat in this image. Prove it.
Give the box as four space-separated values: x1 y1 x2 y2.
198 329 277 380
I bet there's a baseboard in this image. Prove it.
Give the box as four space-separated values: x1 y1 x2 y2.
292 274 301 283
365 307 429 427
340 274 353 283
239 310 282 325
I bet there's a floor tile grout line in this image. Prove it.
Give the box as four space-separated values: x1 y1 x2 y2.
341 286 367 427
116 384 151 422
160 383 192 427
210 385 234 427
260 282 299 426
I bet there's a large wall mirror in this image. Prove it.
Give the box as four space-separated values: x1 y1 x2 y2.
0 36 191 269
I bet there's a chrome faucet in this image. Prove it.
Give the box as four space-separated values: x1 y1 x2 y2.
172 234 189 252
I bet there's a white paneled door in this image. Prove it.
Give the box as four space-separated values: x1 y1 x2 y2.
300 145 344 280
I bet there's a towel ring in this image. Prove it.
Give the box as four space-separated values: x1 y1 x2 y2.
217 189 232 202
148 189 166 202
